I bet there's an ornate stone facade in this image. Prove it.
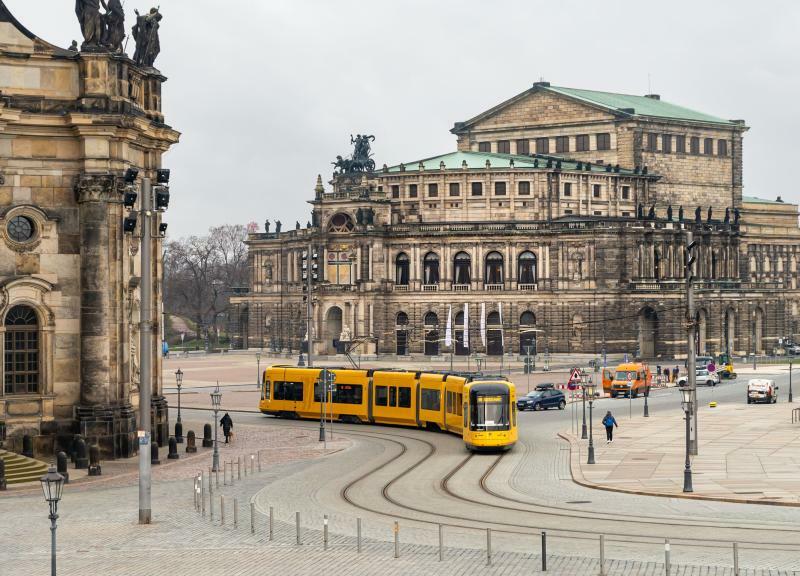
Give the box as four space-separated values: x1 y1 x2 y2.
0 4 179 457
233 85 799 363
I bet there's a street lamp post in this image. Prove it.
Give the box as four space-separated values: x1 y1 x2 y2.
643 381 650 418
681 387 693 492
175 369 183 425
790 359 794 403
255 351 262 389
210 383 222 472
586 382 596 465
580 374 587 440
40 466 65 576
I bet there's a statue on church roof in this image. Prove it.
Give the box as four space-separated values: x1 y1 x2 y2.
75 0 103 47
332 135 376 174
132 7 163 68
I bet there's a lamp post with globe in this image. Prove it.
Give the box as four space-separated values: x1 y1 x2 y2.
40 466 65 576
210 383 222 472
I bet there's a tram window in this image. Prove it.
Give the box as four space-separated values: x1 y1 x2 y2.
398 387 411 408
273 381 303 401
457 393 463 416
333 384 363 405
512 403 517 426
470 396 510 431
446 391 452 414
421 388 441 411
263 379 271 400
463 405 467 427
375 385 388 406
389 386 397 407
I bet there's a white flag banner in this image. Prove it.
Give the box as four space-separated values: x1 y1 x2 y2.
499 303 504 347
463 304 469 349
480 303 487 347
445 305 452 347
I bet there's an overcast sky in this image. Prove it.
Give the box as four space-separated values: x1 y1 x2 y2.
6 0 800 238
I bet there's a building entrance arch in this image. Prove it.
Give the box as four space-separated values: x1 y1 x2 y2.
325 306 343 354
638 307 658 359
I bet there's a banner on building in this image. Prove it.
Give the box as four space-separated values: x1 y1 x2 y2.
480 303 486 347
445 305 452 347
463 304 469 348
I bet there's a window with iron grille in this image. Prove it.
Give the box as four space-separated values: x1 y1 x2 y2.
576 135 590 152
518 181 531 195
428 183 438 197
449 182 460 197
471 182 483 196
675 135 686 153
690 136 700 154
704 138 713 155
494 182 507 196
718 140 728 156
4 306 39 395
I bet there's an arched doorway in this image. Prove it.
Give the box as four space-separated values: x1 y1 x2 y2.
395 311 409 355
520 311 537 355
486 310 503 356
424 311 439 356
638 307 658 359
723 308 736 354
325 306 343 354
454 311 469 355
4 305 40 395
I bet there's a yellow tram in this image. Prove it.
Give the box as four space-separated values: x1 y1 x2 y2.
259 366 517 451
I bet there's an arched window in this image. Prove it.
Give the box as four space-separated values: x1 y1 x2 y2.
396 311 409 355
396 311 409 326
520 311 537 355
520 311 536 326
328 213 355 233
423 252 440 285
487 311 501 326
453 251 471 285
518 251 537 284
485 252 504 285
654 249 661 279
4 305 39 395
424 311 439 326
395 253 409 285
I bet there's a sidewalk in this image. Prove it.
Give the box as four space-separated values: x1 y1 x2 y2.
562 402 800 506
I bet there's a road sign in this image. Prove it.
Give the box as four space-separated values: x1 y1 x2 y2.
567 367 581 390
707 362 716 373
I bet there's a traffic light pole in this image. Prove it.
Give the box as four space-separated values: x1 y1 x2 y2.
686 229 698 456
138 177 153 524
307 239 314 368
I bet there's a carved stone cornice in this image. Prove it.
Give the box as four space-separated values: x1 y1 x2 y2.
75 174 116 203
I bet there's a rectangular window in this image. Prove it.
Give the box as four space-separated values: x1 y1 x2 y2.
449 182 460 197
398 387 411 408
391 185 399 199
662 134 672 154
421 388 441 411
263 378 271 401
622 186 630 200
518 181 531 195
375 385 388 406
704 138 713 155
516 139 530 155
446 391 452 414
471 182 483 196
497 140 510 154
389 386 397 407
332 384 363 405
564 209 573 215
718 140 728 156
409 184 418 198
478 142 491 152
563 182 572 197
576 134 590 152
535 137 549 154
593 184 601 198
596 133 611 150
556 136 569 153
675 135 686 154
690 136 700 154
494 182 507 196
274 381 303 402
428 183 438 197
647 133 658 151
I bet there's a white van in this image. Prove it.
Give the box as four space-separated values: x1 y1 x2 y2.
747 379 778 404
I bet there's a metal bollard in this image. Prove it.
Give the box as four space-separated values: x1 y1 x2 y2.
233 498 239 529
237 456 241 480
223 461 227 486
664 539 671 575
394 521 399 558
541 531 547 571
215 467 219 489
438 524 443 562
486 528 492 566
208 467 213 496
324 515 329 550
201 474 206 516
269 506 274 541
210 492 215 521
357 518 362 553
220 495 225 525
258 451 262 472
296 511 301 545
250 454 255 475
733 542 739 576
250 502 255 534
599 534 605 576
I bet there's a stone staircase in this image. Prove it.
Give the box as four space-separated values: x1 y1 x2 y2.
0 449 49 485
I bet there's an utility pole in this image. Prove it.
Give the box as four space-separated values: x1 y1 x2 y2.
685 230 698 456
138 177 153 524
307 239 314 367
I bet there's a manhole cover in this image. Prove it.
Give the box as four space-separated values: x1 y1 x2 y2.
565 500 592 504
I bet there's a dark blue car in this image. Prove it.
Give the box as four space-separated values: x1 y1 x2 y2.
517 389 566 411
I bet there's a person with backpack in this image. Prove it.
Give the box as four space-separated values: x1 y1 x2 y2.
602 411 618 443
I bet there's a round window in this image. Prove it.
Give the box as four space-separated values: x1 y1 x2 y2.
7 215 35 243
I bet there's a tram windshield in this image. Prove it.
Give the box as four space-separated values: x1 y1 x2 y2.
470 395 510 431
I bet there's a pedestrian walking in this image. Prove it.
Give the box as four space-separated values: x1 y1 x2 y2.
220 412 234 444
672 366 679 383
602 411 618 443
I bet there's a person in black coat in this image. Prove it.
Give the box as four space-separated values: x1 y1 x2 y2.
220 412 233 443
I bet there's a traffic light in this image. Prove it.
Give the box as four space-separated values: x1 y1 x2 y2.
685 240 698 280
123 189 138 207
155 186 170 210
122 212 138 233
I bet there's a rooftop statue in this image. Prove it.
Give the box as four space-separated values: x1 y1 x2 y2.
132 7 163 68
100 0 125 52
332 134 376 174
75 0 103 47
75 0 125 52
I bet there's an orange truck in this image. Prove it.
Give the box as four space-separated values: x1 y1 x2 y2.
601 363 652 398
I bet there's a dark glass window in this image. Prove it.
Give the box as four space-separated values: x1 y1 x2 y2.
485 251 504 284
391 185 399 199
647 133 658 151
662 134 672 153
398 387 411 408
449 182 460 197
596 133 611 150
518 251 537 284
395 253 409 285
332 384 363 405
409 184 418 198
518 181 530 195
675 135 686 153
7 216 35 243
471 182 483 196
593 184 601 198
497 140 510 154
389 386 397 407
4 305 39 395
494 182 506 196
704 138 713 155
556 136 569 153
563 183 572 197
690 136 700 154
622 186 630 200
423 252 440 284
478 142 491 152
718 140 728 156
454 251 471 284
516 139 530 155
428 183 438 197
535 137 549 154
421 388 441 411
274 381 303 401
375 385 388 406
576 135 590 152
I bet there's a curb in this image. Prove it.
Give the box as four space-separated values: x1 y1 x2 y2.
557 431 800 508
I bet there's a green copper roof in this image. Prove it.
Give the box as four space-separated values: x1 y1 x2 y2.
384 151 638 175
548 86 736 126
742 195 791 205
